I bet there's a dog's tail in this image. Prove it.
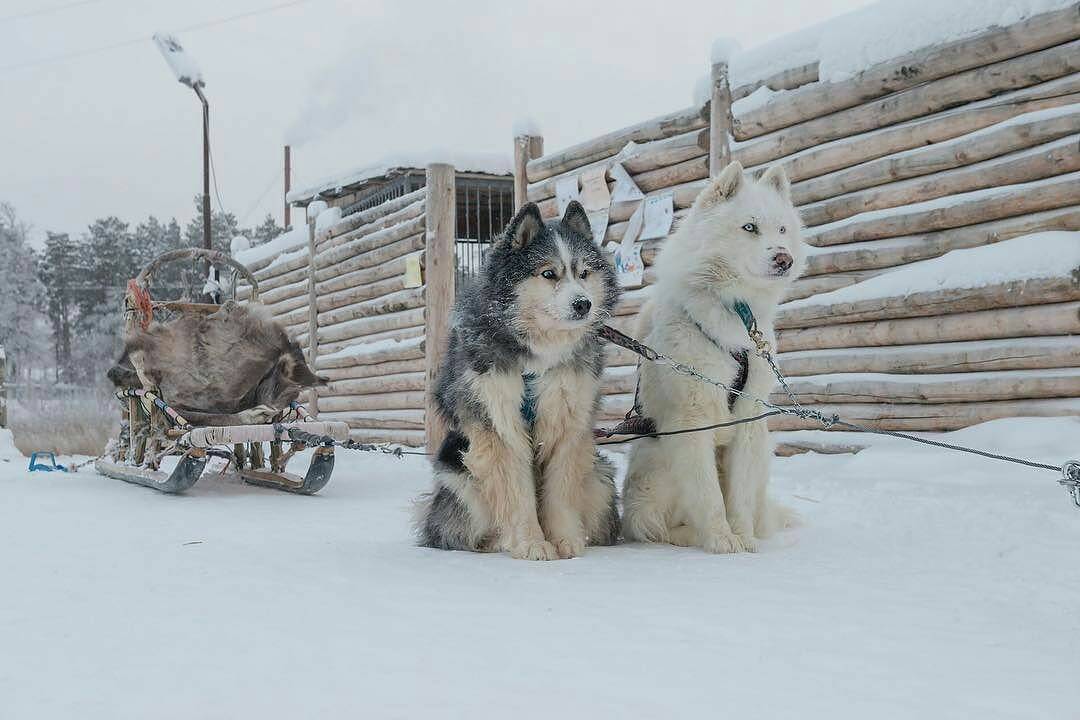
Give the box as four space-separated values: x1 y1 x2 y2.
756 498 801 539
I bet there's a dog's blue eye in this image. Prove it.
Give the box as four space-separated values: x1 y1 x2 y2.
742 222 758 234
541 269 557 280
779 226 786 234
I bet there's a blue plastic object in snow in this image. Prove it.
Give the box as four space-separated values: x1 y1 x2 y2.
28 452 67 472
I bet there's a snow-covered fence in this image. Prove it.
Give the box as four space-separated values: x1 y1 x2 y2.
517 2 1080 436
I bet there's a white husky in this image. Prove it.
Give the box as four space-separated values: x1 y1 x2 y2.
622 161 805 553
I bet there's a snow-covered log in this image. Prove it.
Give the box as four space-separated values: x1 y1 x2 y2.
778 336 1080 377
320 187 426 241
777 301 1080 352
317 306 426 345
733 5 1080 139
525 105 709 183
732 38 1080 149
799 135 1080 227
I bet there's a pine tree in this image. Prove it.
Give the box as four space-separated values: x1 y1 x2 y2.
39 232 79 380
184 194 240 254
0 203 47 377
249 213 284 247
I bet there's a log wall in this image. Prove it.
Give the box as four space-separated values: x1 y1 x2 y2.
519 5 1080 438
237 181 436 448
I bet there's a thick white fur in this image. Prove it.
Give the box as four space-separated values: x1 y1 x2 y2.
622 162 805 553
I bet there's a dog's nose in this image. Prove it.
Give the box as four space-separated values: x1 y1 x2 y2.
571 296 592 318
772 251 794 273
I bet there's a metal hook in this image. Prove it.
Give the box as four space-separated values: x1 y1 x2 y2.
1061 461 1080 509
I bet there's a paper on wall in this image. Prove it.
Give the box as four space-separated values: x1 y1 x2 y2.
404 253 423 288
579 166 611 245
640 190 674 241
609 163 644 205
555 176 580 216
613 201 645 288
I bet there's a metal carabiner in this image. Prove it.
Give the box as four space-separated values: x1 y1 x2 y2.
1061 461 1080 509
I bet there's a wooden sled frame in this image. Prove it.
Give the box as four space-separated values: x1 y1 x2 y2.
95 249 349 495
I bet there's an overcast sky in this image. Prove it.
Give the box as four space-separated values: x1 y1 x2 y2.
1 0 873 244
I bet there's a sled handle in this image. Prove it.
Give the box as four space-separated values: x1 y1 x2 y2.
136 248 260 302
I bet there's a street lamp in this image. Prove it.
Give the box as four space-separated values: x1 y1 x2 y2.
153 32 211 251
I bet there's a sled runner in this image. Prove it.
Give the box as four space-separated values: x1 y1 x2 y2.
95 248 348 494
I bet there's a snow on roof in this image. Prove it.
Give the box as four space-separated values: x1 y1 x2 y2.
728 0 1074 87
232 224 307 267
287 150 513 204
786 230 1080 310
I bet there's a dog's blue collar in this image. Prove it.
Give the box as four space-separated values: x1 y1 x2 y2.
727 299 757 334
520 372 538 427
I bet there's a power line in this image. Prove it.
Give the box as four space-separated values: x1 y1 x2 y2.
0 0 319 73
239 168 281 225
0 0 103 25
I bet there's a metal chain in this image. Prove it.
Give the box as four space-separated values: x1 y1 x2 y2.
599 323 1077 507
279 426 428 458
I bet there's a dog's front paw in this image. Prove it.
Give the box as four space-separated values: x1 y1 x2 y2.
510 539 558 561
702 531 742 554
552 535 586 559
734 533 758 553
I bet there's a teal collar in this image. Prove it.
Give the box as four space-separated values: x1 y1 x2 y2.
520 372 538 427
728 299 757 334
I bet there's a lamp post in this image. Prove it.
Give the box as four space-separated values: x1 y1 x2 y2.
153 33 211 251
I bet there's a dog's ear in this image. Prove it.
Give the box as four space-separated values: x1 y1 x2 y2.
759 164 791 201
560 200 592 241
695 160 744 210
504 202 544 250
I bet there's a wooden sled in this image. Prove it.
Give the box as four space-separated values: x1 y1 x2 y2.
96 248 349 495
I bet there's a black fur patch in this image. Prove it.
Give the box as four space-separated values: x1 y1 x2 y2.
435 430 469 474
419 486 479 551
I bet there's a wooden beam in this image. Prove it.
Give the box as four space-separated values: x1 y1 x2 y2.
709 61 733 177
514 134 543 210
424 163 456 452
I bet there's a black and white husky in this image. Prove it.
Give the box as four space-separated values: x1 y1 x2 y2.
623 161 805 553
416 201 621 560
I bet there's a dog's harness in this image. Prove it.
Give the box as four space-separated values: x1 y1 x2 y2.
597 300 757 438
682 307 751 412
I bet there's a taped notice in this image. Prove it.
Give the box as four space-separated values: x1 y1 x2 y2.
609 163 644 205
555 176 580 215
640 190 674 241
613 201 645 288
579 166 611 245
404 253 423 288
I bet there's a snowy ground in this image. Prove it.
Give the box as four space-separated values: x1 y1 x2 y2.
1 418 1078 719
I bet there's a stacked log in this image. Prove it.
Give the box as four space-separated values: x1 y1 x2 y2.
514 5 1080 442
238 189 431 446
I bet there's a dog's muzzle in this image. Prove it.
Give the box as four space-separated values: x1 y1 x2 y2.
570 296 592 320
771 251 794 276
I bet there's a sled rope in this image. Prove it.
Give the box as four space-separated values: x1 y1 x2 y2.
597 323 1080 509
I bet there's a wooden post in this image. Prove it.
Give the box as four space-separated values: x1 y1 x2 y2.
709 61 733 177
513 134 544 210
284 145 292 229
424 163 456 453
306 217 319 418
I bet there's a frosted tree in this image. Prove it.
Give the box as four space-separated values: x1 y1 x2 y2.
40 232 79 380
0 203 47 379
